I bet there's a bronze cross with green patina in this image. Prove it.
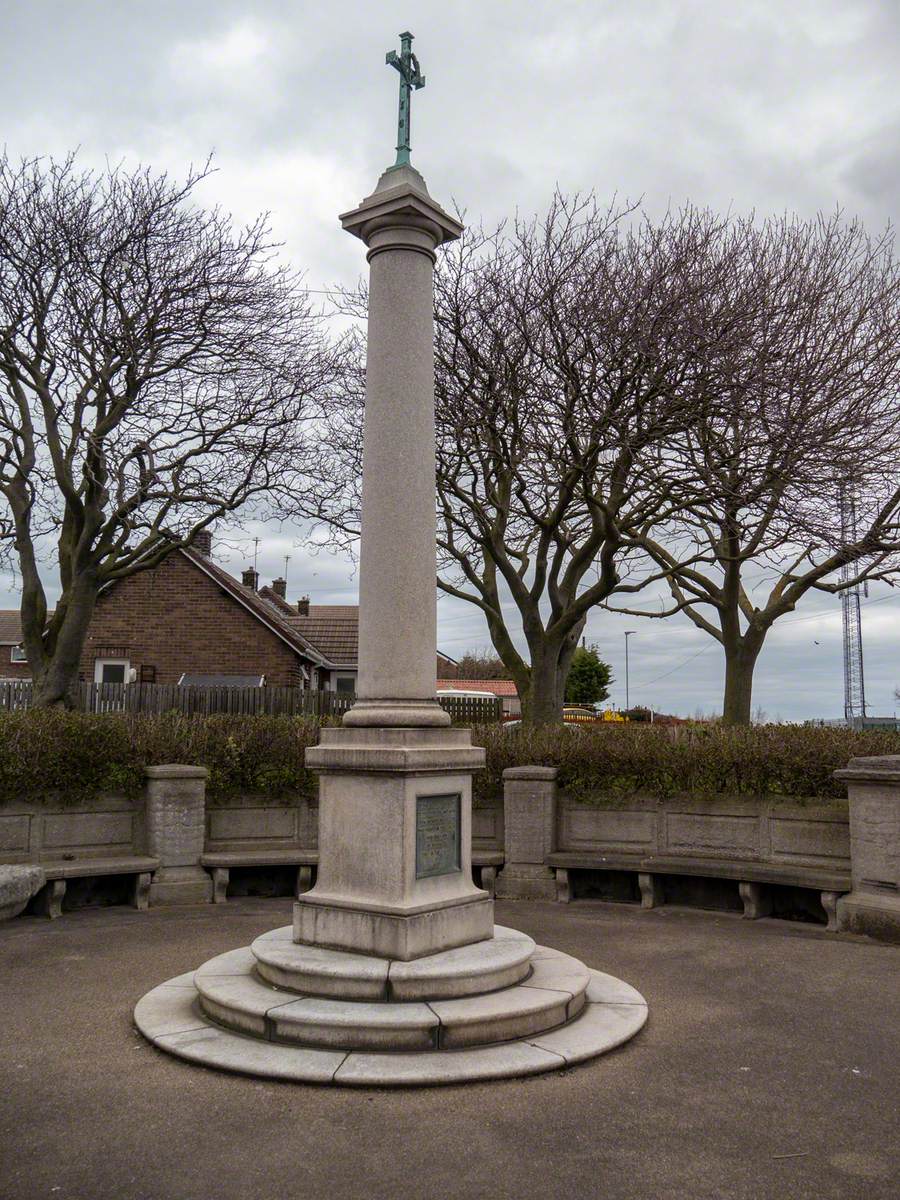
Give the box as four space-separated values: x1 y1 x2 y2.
385 31 425 167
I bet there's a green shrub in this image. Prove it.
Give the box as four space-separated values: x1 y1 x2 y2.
469 722 900 804
0 711 320 806
1 712 896 809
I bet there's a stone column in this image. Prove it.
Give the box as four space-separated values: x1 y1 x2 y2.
294 164 493 960
145 765 212 906
341 162 460 729
834 755 900 943
495 767 558 900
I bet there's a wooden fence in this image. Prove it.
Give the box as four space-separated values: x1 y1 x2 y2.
0 681 502 724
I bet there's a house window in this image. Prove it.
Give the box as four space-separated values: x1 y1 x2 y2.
10 646 26 663
335 674 356 695
94 659 129 684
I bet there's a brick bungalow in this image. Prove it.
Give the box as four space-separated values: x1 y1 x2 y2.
0 532 459 691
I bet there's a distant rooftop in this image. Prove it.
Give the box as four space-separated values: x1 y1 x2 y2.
437 679 519 697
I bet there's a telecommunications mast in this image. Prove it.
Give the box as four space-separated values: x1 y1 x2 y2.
839 487 867 721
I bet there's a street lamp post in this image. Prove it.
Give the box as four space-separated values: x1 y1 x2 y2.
624 631 636 714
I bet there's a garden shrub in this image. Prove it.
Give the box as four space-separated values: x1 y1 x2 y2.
0 712 897 808
0 711 319 806
470 722 900 804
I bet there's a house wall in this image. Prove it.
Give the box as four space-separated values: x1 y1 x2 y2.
0 649 32 681
78 553 304 687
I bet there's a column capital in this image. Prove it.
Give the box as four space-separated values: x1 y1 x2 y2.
340 164 463 258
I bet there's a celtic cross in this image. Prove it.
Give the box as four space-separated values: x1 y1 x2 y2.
385 31 425 167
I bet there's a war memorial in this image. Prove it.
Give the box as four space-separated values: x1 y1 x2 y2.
134 33 647 1086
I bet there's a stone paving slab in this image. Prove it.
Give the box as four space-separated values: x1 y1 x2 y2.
429 981 576 1048
157 1023 346 1083
133 984 208 1039
194 946 256 978
252 928 391 999
334 1039 565 1087
195 972 299 1036
527 999 649 1064
273 995 439 1050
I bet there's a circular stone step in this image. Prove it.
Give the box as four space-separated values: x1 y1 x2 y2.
251 924 536 1002
194 942 590 1051
135 961 648 1087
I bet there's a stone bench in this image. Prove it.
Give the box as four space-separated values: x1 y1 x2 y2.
547 852 851 931
200 851 319 904
472 851 504 898
35 855 161 919
200 849 506 904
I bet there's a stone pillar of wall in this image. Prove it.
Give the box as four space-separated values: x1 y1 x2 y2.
145 765 212 906
495 767 558 900
834 755 900 943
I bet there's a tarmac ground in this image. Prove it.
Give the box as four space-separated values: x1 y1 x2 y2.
1 896 898 1200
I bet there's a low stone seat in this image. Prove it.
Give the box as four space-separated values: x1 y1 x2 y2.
471 851 504 897
36 855 160 919
547 851 851 930
200 849 505 904
200 850 319 904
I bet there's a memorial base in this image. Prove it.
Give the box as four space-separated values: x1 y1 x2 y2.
296 724 492 960
293 893 494 961
135 923 648 1086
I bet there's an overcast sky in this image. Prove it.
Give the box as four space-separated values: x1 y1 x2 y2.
1 0 899 719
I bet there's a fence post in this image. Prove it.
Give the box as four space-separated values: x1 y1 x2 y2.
495 766 558 900
834 754 900 943
144 765 213 906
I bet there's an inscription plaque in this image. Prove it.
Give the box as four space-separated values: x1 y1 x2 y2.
416 793 461 879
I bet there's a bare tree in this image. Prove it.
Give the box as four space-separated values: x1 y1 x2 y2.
609 213 900 724
314 197 736 724
0 154 336 706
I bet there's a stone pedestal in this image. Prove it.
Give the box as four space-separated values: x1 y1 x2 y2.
145 765 212 906
296 727 493 960
496 767 558 900
835 756 900 943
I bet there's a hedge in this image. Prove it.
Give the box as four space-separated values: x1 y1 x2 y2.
0 710 897 807
470 722 900 803
0 711 320 806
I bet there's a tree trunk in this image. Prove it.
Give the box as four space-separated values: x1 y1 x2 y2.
31 661 82 709
29 576 99 709
721 638 763 726
521 642 567 727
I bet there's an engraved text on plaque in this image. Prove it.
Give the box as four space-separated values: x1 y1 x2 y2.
415 793 461 878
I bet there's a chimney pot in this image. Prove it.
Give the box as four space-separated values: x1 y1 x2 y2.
242 568 259 592
272 578 287 599
297 595 310 616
